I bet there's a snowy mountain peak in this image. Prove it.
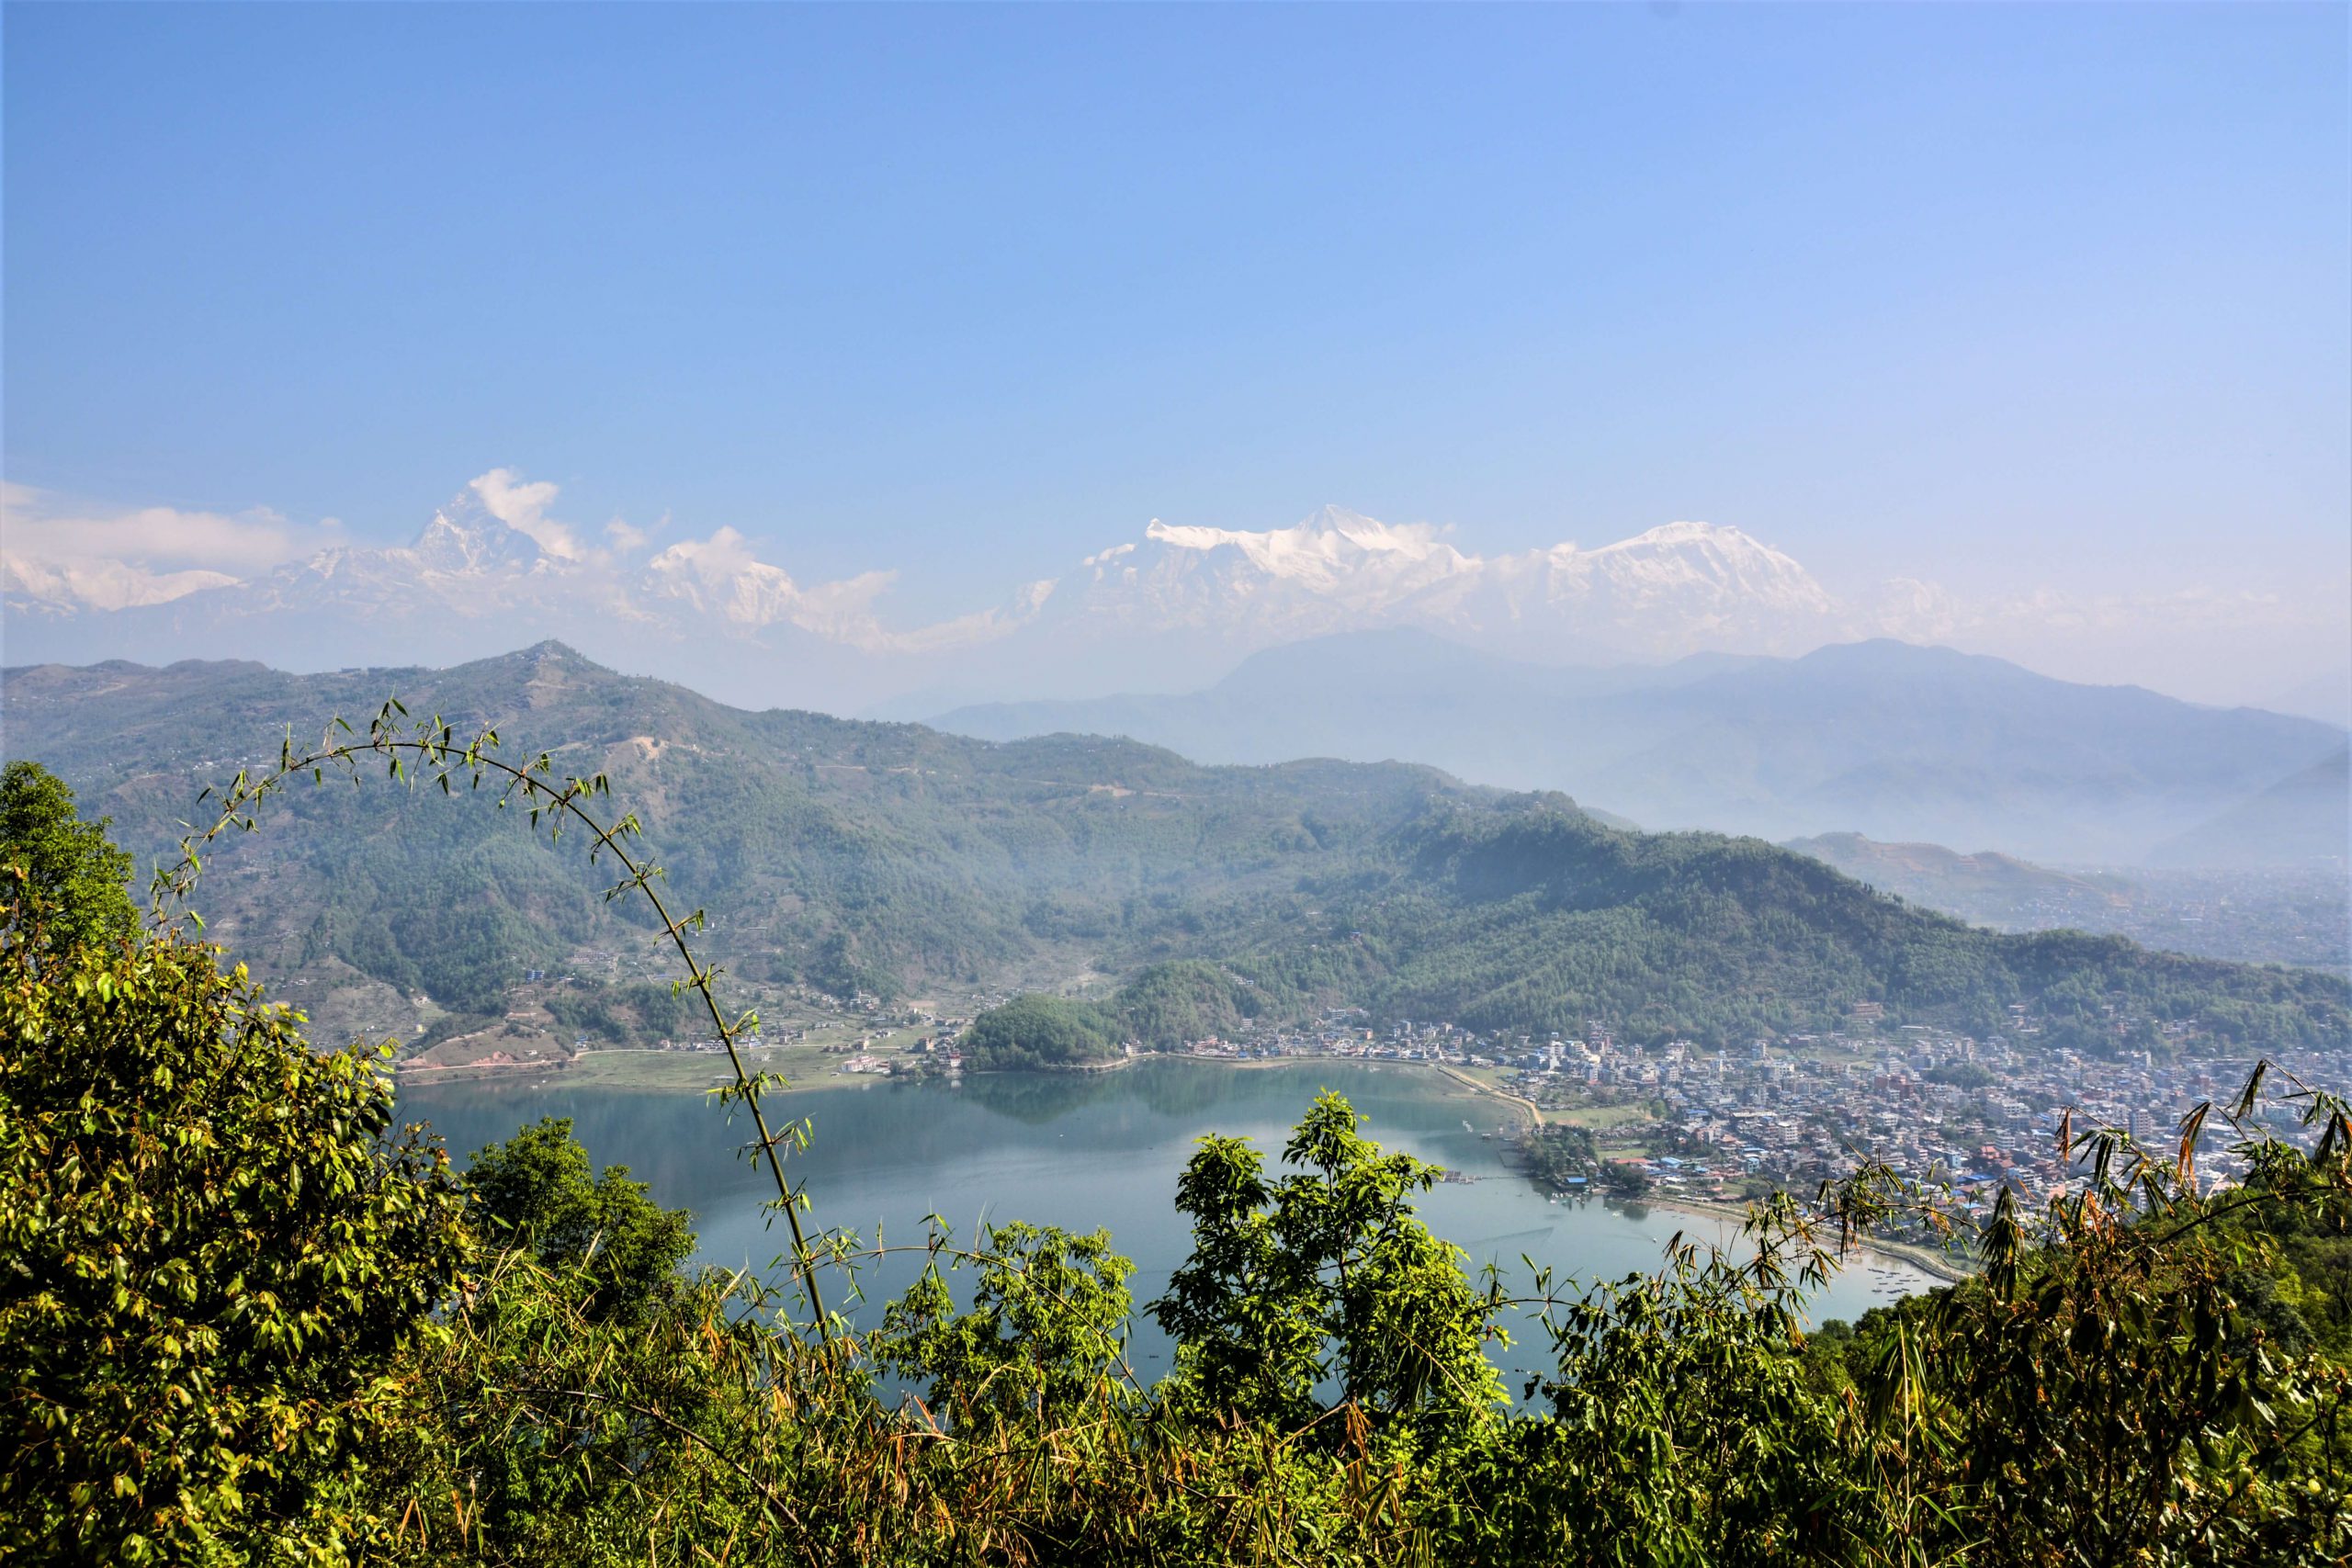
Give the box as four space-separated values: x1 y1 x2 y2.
1143 505 1466 575
412 505 541 575
1579 519 1827 605
1023 507 1854 676
1603 519 1759 551
640 526 805 626
406 503 549 583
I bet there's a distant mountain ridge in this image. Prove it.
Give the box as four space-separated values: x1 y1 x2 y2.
1786 833 2139 911
931 630 2348 868
2153 750 2351 869
1785 831 2350 974
2 642 2343 1062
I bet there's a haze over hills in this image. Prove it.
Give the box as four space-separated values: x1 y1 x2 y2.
2152 749 2352 870
3 643 2343 1066
1785 832 2350 976
932 630 2350 869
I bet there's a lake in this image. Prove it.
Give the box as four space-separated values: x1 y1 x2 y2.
399 1058 1935 1392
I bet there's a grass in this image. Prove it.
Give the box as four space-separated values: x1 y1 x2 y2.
1547 1101 1657 1132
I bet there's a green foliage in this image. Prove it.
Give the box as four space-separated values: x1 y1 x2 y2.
1521 1123 1599 1190
873 1222 1136 1431
1597 1160 1654 1199
0 759 138 957
1152 1091 1508 1454
978 803 2348 1066
967 961 1294 1066
1480 1266 1871 1563
1114 960 1277 1048
461 1117 696 1325
6 679 2351 1563
0 917 469 1562
3 649 1452 1020
12 917 2352 1567
962 993 1125 1069
541 979 700 1043
366 1247 793 1562
367 1075 2350 1565
1821 1156 2352 1564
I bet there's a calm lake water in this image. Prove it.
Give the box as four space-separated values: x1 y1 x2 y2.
399 1059 1931 1392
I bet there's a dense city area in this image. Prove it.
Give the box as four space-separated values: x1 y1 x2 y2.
1131 1004 2350 1223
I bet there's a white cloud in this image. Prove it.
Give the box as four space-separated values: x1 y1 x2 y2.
1 467 1043 658
469 468 584 560
21 473 2327 715
1 554 240 613
0 482 341 611
646 524 771 583
640 525 1049 652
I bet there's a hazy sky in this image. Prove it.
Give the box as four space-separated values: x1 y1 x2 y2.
6 4 2347 700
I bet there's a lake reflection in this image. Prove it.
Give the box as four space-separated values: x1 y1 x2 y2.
399 1059 1933 1392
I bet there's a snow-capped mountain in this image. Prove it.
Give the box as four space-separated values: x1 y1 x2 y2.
409 497 560 578
1046 505 1840 663
17 471 2322 718
4 479 1861 696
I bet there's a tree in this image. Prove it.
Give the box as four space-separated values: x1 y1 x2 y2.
1473 1258 1873 1562
0 760 137 956
873 1221 1136 1431
462 1117 696 1325
961 993 1123 1069
1599 1159 1655 1199
1523 1123 1599 1189
1152 1091 1507 1452
0 917 470 1562
1845 1171 2352 1562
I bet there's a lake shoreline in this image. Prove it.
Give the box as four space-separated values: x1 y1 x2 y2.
399 1054 1938 1326
396 1051 1972 1289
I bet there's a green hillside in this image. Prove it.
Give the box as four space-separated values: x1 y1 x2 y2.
964 961 1283 1068
1241 805 2346 1049
6 643 2345 1063
1 644 1464 1043
974 803 2349 1055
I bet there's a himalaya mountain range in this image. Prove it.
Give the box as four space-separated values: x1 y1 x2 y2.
13 470 2342 723
1 473 1877 702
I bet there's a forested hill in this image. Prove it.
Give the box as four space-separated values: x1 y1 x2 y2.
3 643 2344 1056
0 643 1481 1038
1218 806 2348 1051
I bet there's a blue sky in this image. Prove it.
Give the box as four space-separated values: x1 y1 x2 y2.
6 4 2346 640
